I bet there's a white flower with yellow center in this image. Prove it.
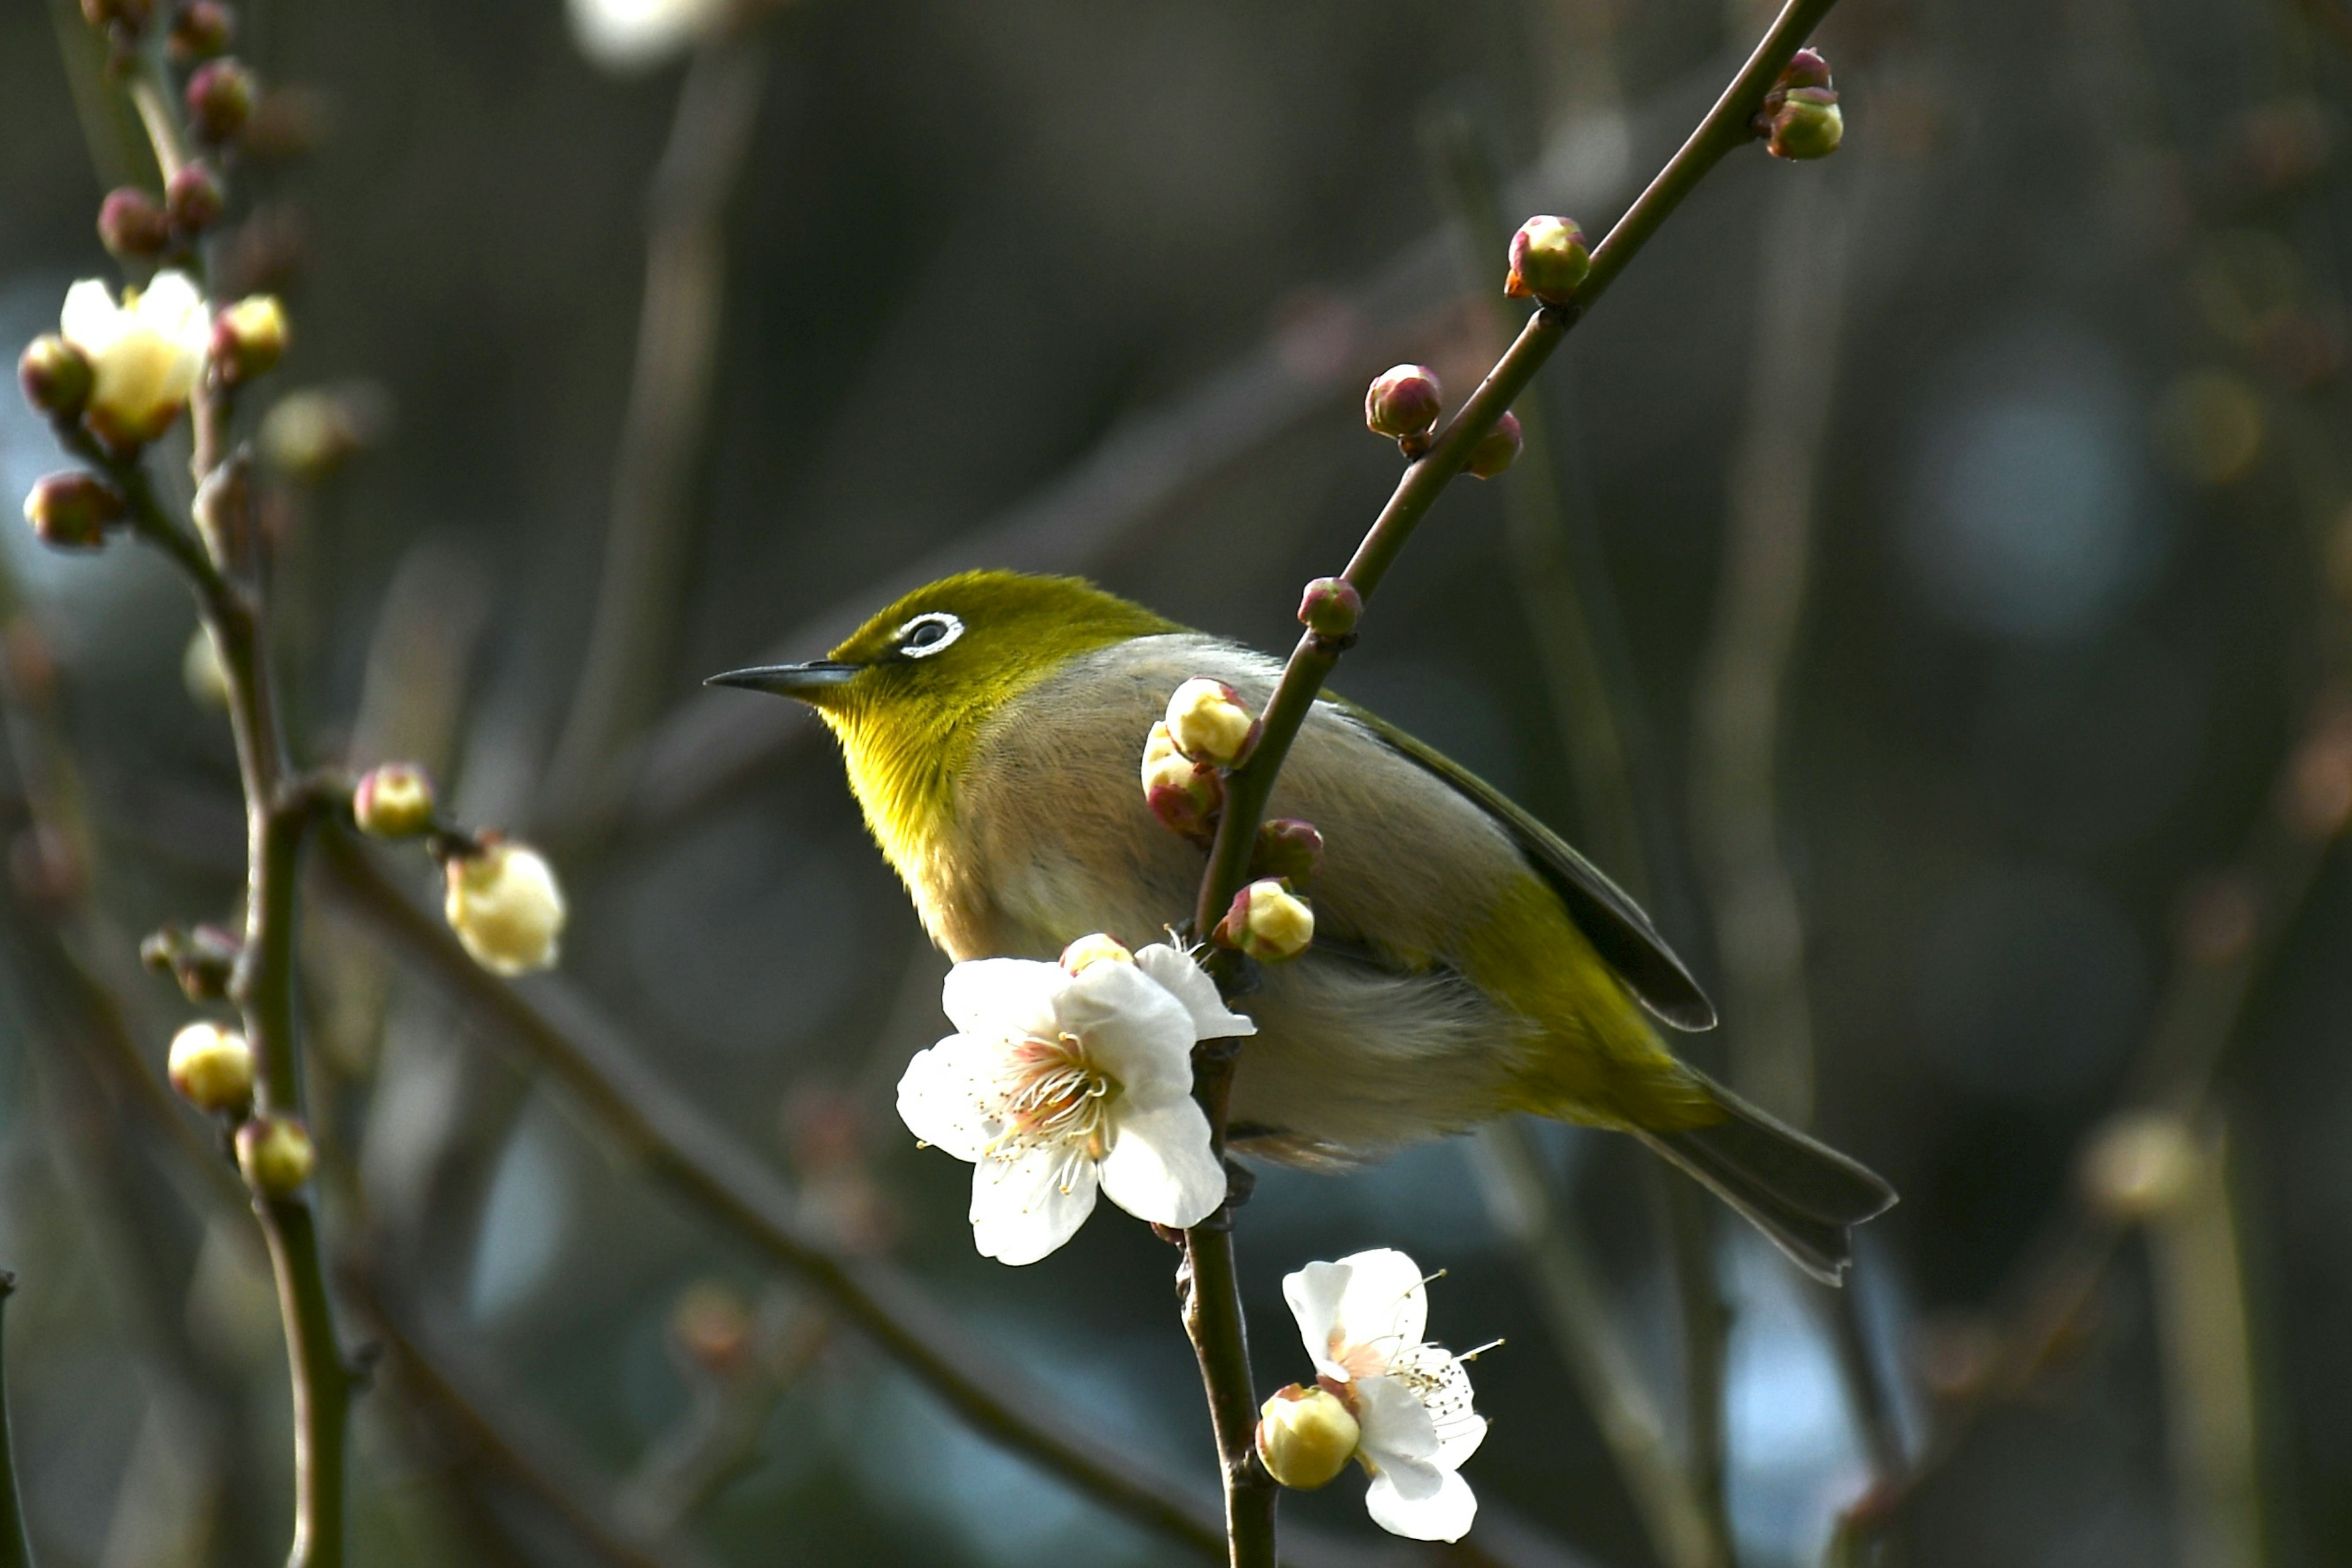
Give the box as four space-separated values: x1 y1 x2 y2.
896 937 1251 1265
59 271 210 449
1283 1247 1489 1542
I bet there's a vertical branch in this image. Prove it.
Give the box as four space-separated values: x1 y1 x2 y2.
0 1275 32 1568
541 37 770 833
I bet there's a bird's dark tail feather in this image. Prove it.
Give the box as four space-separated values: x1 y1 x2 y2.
1635 1074 1897 1285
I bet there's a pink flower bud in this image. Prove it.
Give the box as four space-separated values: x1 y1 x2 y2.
1142 720 1223 842
1465 410 1524 480
1781 47 1833 92
1166 678 1260 767
1296 576 1361 639
165 162 226 233
19 336 92 420
1364 364 1444 442
1251 818 1324 886
186 58 255 143
169 0 234 61
352 763 435 838
1504 216 1591 304
1213 878 1314 962
236 1115 316 1196
167 1020 254 1114
22 472 124 549
97 187 170 260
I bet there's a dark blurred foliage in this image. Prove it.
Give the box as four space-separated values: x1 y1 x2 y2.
0 0 2348 1563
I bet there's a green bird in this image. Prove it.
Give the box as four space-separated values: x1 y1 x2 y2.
710 570 1893 1280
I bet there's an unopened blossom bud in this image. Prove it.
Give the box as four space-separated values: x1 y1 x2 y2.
165 162 227 234
444 838 566 975
1165 678 1259 767
20 336 92 420
186 58 255 143
182 626 228 707
1256 1384 1360 1490
1060 932 1135 975
1465 411 1524 480
168 0 234 60
23 472 124 549
143 921 241 1000
212 295 287 383
1504 215 1591 304
1781 47 1833 92
1364 364 1444 443
98 187 170 260
1251 818 1324 886
236 1115 315 1196
1767 91 1844 160
1142 720 1224 841
258 384 385 482
167 1020 254 1114
1215 878 1314 962
352 763 435 838
1297 576 1361 640
2080 1110 2199 1221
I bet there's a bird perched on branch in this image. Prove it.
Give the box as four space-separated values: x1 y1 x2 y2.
710 570 1893 1280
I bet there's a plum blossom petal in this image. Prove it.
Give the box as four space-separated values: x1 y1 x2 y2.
1365 1459 1477 1542
941 958 1061 1042
1056 960 1196 1103
1096 1098 1224 1227
969 1142 1098 1266
1135 940 1256 1041
894 1034 998 1163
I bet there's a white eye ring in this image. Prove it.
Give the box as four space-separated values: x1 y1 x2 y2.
895 611 964 659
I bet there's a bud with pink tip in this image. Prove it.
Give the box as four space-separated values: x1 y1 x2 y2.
1251 818 1324 886
1364 364 1444 444
19 336 92 420
166 162 226 234
1465 411 1524 480
1504 216 1591 305
352 763 435 838
1214 878 1314 962
1297 576 1361 640
186 58 255 143
169 0 234 61
1142 720 1224 842
1256 1384 1360 1490
1760 51 1842 160
1164 677 1260 767
167 1020 254 1114
212 295 288 383
236 1115 316 1195
1781 47 1833 92
98 188 170 260
23 472 124 549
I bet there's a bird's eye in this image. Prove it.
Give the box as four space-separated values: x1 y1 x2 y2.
895 611 964 659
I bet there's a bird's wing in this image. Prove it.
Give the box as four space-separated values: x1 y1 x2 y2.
1336 701 1718 1031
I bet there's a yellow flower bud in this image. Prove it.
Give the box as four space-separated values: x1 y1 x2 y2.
236 1115 315 1196
1142 720 1223 842
1059 932 1135 975
444 839 566 975
1165 677 1259 767
2080 1110 2199 1221
352 763 436 838
1215 878 1314 962
1256 1384 1360 1490
1504 215 1591 305
213 295 289 384
167 1021 254 1114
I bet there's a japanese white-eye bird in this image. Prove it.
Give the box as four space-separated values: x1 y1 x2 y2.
710 571 1894 1280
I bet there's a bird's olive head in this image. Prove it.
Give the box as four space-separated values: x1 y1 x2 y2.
707 570 1176 741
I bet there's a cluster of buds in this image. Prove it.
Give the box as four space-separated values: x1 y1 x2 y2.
1141 679 1259 844
1504 215 1591 307
97 165 228 263
1757 48 1842 160
163 1017 314 1197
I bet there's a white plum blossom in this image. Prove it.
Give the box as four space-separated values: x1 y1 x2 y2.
444 840 567 975
896 937 1251 1265
59 271 209 448
1283 1248 1489 1542
567 0 730 72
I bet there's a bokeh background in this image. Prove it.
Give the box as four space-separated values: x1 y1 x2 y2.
0 0 2347 1563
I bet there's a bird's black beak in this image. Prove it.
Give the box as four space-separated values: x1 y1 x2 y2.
704 661 862 701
